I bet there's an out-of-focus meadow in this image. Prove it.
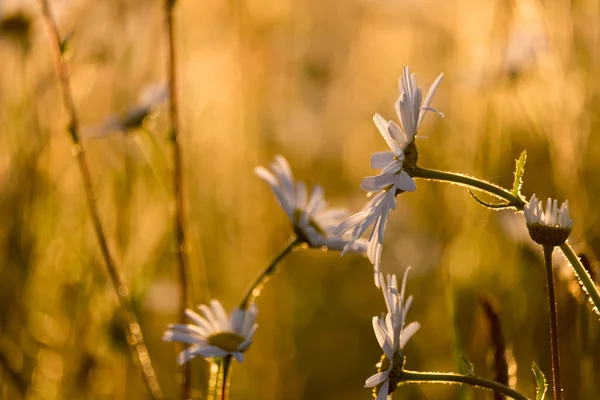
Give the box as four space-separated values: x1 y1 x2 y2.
1 0 600 399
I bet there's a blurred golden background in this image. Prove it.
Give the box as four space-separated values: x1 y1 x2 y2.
0 0 599 398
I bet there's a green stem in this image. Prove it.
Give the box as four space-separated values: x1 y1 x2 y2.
239 237 302 310
543 245 563 400
399 369 529 400
559 244 600 317
413 165 600 319
412 166 525 208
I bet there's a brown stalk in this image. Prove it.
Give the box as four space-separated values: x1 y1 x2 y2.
479 296 509 400
38 1 163 398
163 1 191 398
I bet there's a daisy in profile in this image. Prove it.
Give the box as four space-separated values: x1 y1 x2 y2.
83 82 169 139
365 269 420 400
524 194 572 246
255 155 368 254
336 66 443 286
163 299 258 364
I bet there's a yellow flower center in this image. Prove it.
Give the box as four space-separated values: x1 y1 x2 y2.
206 332 246 352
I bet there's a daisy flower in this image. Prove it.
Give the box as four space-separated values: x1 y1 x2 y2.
365 269 420 400
163 299 258 364
83 82 169 138
255 155 368 254
524 194 572 246
336 66 443 287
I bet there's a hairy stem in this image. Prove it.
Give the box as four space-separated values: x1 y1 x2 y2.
399 369 529 400
543 245 563 400
412 166 524 207
38 2 163 398
163 1 192 397
559 244 600 317
413 165 600 319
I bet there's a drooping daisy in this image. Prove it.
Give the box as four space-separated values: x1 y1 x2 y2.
255 155 368 254
83 82 169 138
524 194 572 246
163 299 258 364
336 66 444 287
365 269 420 400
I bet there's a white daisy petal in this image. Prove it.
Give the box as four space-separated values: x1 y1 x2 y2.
185 309 214 334
361 174 395 193
210 300 230 331
256 155 367 255
373 114 402 154
165 301 259 365
394 171 416 192
196 346 228 359
399 322 420 349
176 345 202 365
376 380 390 400
229 308 245 334
370 151 396 169
365 368 392 387
418 72 444 127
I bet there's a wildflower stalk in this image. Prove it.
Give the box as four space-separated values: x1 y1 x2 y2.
239 236 302 309
217 237 302 399
162 0 192 397
412 166 524 207
398 369 529 400
38 1 163 398
219 356 232 400
412 165 600 318
543 245 563 400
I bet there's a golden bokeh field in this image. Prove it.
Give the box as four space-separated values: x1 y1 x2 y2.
0 0 599 399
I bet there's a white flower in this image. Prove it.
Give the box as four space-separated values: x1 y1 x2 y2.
365 269 420 400
255 155 368 254
336 66 443 287
362 66 444 194
524 194 572 229
163 299 258 364
524 194 572 247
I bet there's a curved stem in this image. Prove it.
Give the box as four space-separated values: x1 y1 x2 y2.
399 369 529 400
39 1 163 398
559 244 600 317
543 246 563 400
413 165 600 319
412 166 525 208
239 237 302 310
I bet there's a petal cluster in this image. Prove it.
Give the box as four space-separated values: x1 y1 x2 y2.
335 189 397 287
336 66 443 287
524 194 572 229
255 155 367 253
163 300 258 364
365 269 420 400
